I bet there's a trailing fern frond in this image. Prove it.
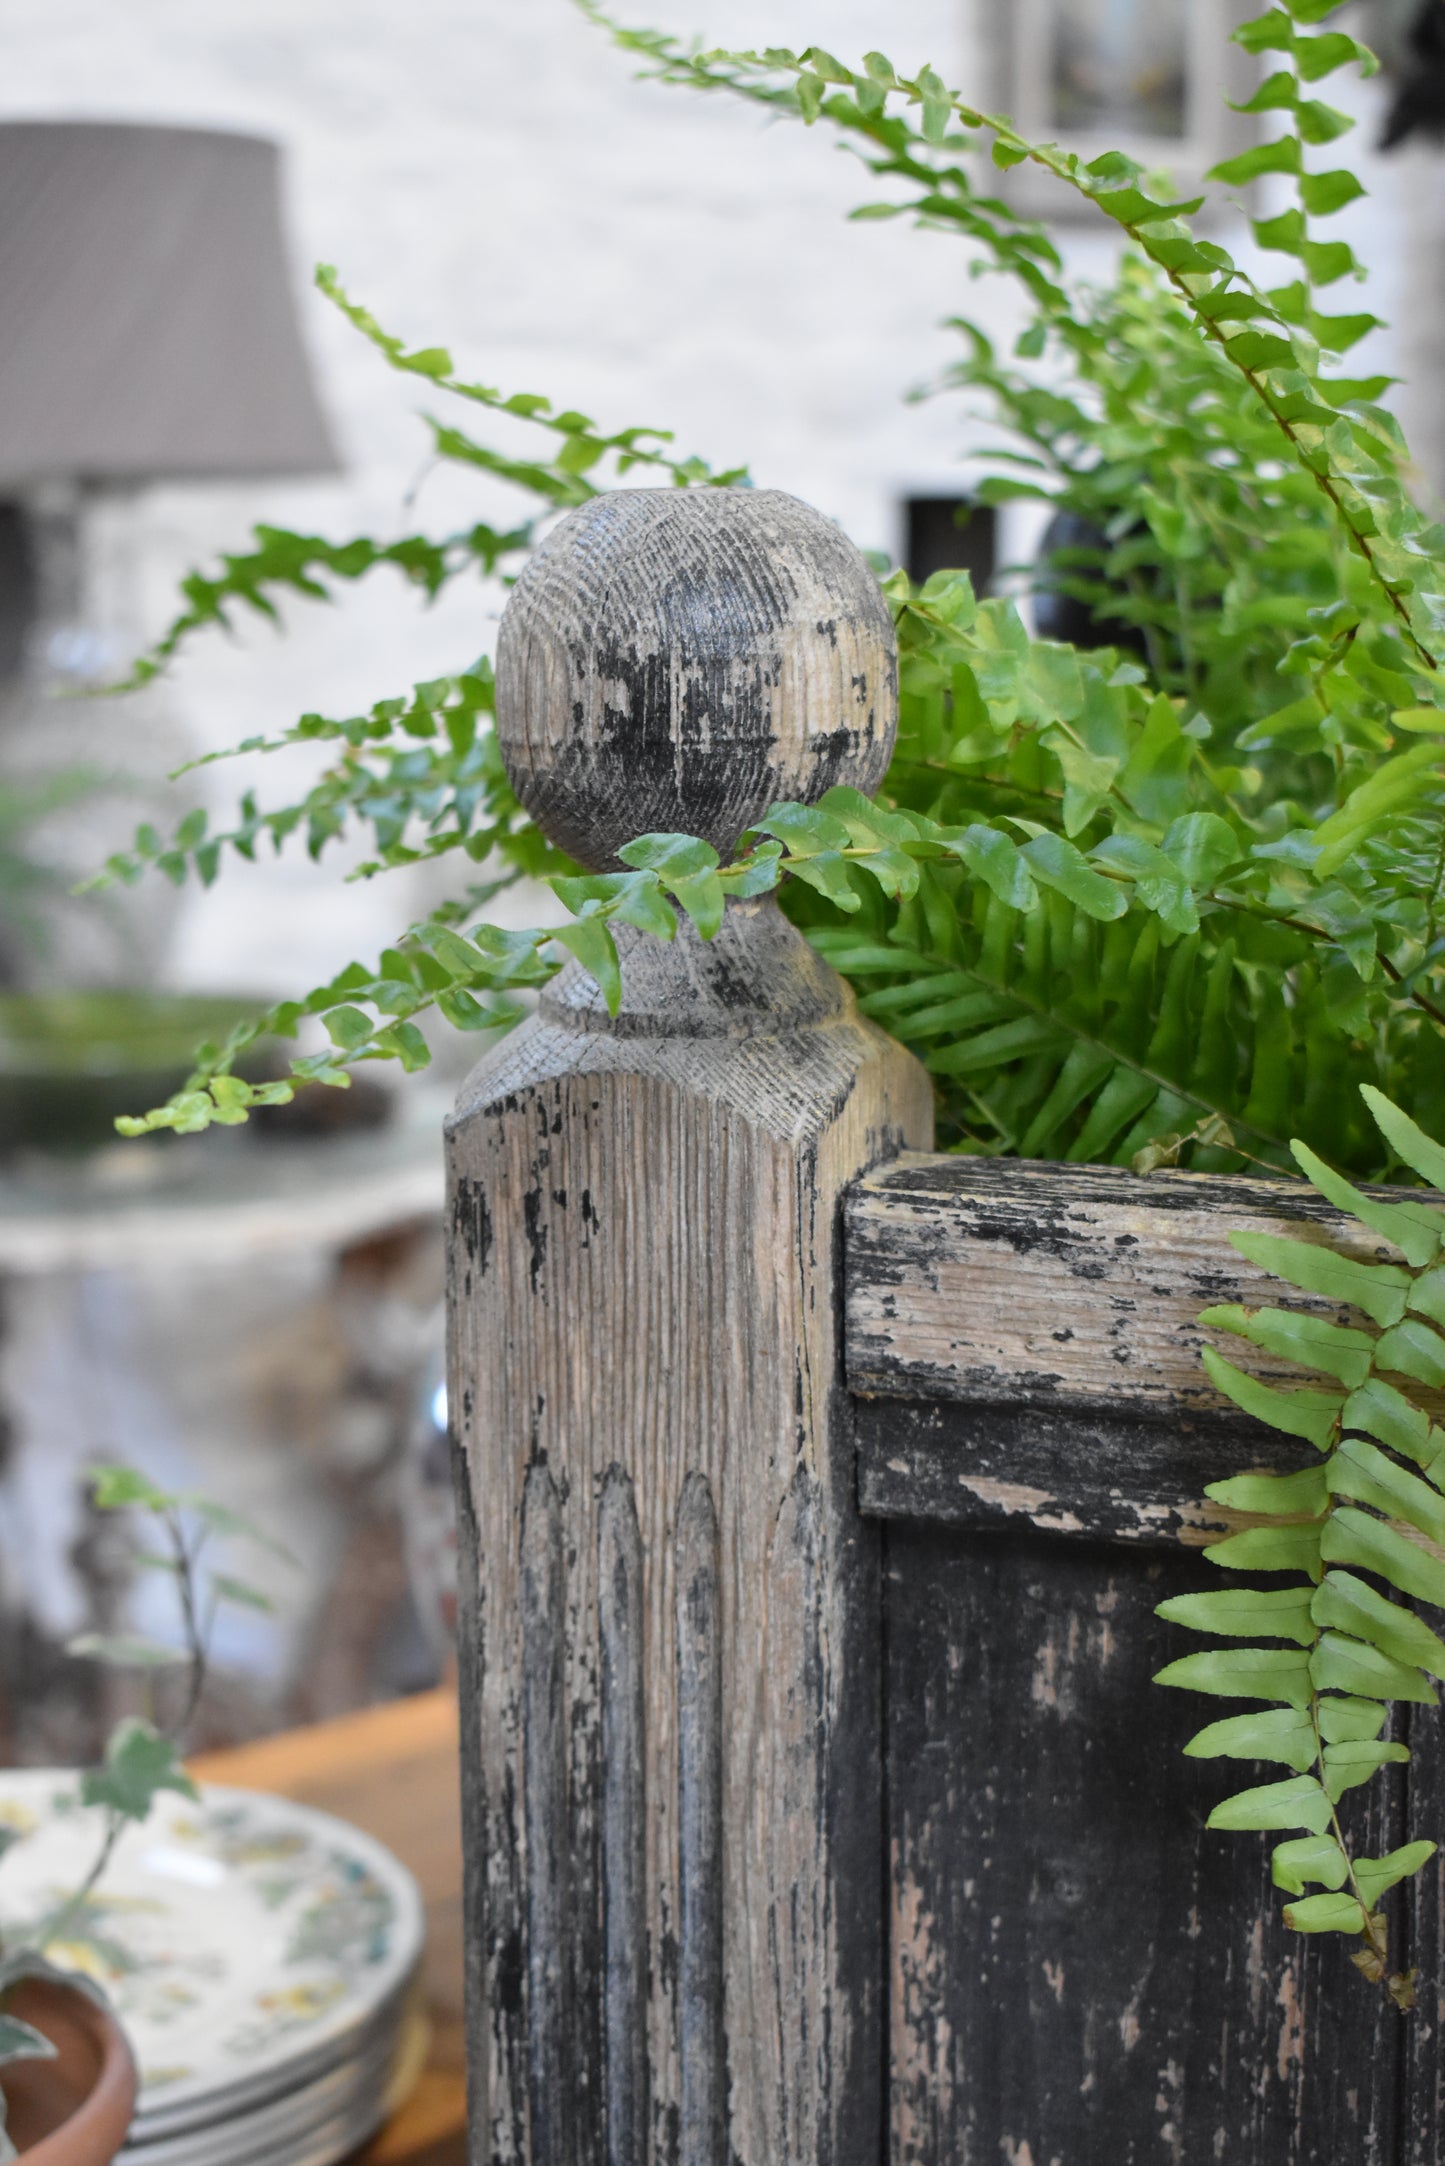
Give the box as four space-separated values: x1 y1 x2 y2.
1156 1086 1445 2005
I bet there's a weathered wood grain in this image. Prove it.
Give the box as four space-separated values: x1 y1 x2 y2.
448 488 932 2166
675 1471 723 2166
847 1151 1442 1416
598 1469 647 2166
448 915 930 2166
495 488 896 870
884 1522 1406 2166
520 1464 570 2166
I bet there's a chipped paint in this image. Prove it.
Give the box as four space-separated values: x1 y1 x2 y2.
1275 1964 1304 2079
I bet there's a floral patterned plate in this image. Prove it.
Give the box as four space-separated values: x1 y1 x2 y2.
0 1774 424 2132
120 1998 430 2166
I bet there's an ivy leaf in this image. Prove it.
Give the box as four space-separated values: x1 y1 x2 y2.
717 845 783 901
1088 834 1195 934
1299 169 1365 217
0 2016 56 2066
80 1719 198 1822
615 833 725 937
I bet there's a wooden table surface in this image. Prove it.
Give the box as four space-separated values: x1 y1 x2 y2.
191 1686 466 2166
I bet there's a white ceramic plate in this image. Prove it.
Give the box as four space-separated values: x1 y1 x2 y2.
0 1774 424 2129
121 2003 430 2166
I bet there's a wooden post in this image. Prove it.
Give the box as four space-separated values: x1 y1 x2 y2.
446 488 932 2166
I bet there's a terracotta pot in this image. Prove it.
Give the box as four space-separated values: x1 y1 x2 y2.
0 1979 136 2165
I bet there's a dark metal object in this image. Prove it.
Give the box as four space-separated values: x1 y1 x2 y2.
1032 507 1149 656
0 505 35 680
0 122 338 484
1380 0 1445 148
903 496 996 594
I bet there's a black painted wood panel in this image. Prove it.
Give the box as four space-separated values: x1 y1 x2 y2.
856 1396 1306 1548
1402 1698 1445 2165
883 1520 1407 2166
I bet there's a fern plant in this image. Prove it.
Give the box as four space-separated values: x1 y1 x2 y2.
1156 1085 1445 2007
86 0 1442 1192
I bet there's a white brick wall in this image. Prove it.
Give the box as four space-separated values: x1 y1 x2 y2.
0 1 1430 996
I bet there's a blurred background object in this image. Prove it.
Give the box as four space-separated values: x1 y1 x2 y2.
0 1089 448 1765
0 119 338 991
983 0 1258 218
1371 0 1445 146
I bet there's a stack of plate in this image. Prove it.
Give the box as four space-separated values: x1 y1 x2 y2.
0 1771 426 2166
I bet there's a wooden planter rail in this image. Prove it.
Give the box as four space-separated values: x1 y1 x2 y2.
445 489 1437 2166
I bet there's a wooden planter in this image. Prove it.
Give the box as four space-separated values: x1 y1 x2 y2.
445 488 1434 2164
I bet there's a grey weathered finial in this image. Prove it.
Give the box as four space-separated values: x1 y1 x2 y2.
495 486 897 869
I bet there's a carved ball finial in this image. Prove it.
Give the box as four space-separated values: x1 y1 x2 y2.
494 488 897 871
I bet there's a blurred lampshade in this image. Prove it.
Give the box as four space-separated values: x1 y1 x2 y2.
0 120 339 487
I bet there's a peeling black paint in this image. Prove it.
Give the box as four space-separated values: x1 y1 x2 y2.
856 1395 1296 1546
523 1186 548 1295
453 1176 495 1277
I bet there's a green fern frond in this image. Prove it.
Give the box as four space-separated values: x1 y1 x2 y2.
1156 1086 1445 2005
